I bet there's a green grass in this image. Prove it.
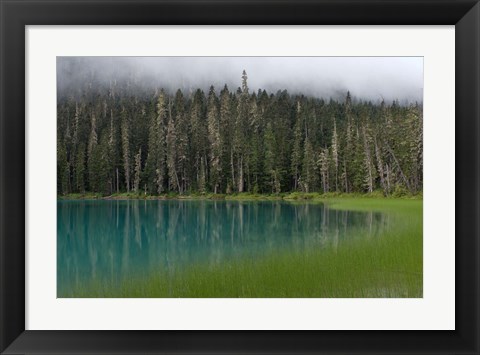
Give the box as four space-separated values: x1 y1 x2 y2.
59 191 422 201
61 198 422 298
57 192 103 200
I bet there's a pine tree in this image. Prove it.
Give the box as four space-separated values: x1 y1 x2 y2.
302 137 316 193
291 101 304 191
87 112 100 192
198 156 206 194
106 109 117 194
272 90 292 192
331 118 339 191
248 93 263 193
87 112 98 158
342 91 354 193
207 86 221 194
155 91 168 194
264 122 280 193
72 102 80 147
318 147 330 193
57 139 70 195
121 108 131 192
75 143 86 193
173 90 188 193
405 104 423 193
145 90 167 194
69 102 81 191
166 101 181 193
190 89 207 191
362 123 375 193
374 135 387 195
133 148 142 193
234 70 250 192
96 135 110 194
219 85 233 193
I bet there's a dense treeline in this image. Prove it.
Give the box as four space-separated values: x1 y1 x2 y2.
57 70 422 196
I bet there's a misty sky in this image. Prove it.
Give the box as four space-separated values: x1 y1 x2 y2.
57 57 423 103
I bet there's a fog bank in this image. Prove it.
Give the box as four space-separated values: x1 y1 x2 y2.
57 56 423 103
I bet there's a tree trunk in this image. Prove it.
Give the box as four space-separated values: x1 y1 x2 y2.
230 150 235 192
116 168 119 193
385 143 412 193
238 155 244 193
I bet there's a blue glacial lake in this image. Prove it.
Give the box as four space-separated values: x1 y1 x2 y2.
57 200 390 296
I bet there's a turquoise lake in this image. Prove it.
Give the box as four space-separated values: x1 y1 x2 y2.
57 200 391 297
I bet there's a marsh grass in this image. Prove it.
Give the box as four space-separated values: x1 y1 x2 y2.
59 191 423 201
61 198 422 298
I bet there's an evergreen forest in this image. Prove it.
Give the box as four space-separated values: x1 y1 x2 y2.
57 70 423 197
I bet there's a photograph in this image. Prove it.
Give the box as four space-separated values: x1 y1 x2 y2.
2 0 476 351
56 56 423 298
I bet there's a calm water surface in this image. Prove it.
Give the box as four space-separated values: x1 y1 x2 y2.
57 200 390 295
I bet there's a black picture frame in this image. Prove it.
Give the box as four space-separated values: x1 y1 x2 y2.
1 0 478 354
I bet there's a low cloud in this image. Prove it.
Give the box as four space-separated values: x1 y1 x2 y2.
57 56 423 103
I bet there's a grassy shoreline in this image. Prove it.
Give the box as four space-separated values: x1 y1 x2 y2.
58 191 423 202
59 198 422 298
